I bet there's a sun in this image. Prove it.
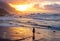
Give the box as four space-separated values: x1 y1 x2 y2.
15 5 29 11
10 4 34 11
9 3 35 13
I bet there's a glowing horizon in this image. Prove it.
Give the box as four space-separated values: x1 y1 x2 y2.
9 3 35 11
8 0 60 14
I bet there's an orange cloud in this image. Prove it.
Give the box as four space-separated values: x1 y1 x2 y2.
1 0 60 14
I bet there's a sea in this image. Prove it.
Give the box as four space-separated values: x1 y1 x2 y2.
0 14 60 41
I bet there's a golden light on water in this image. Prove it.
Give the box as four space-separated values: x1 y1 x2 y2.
5 27 32 40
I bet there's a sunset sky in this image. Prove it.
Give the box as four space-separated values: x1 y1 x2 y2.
0 0 60 14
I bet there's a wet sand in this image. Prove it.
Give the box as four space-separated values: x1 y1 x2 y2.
0 27 60 41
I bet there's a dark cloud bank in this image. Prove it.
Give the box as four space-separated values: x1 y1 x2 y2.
0 1 20 14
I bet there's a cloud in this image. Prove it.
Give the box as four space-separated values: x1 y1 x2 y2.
0 1 14 11
44 4 60 11
0 0 60 5
41 0 60 2
1 0 60 3
0 1 20 14
33 4 40 9
0 0 60 13
0 0 29 2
